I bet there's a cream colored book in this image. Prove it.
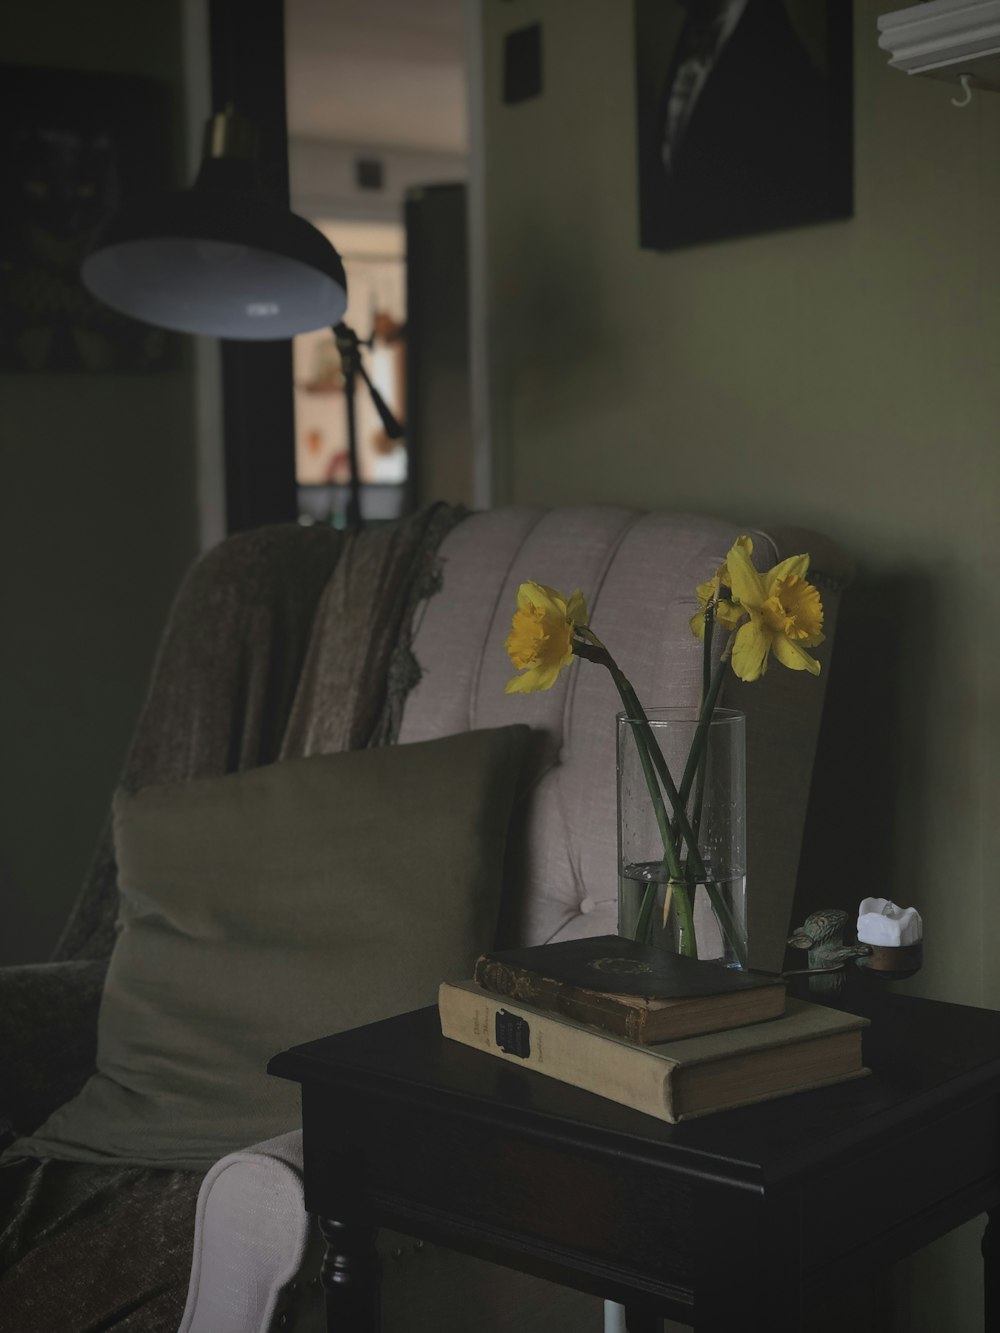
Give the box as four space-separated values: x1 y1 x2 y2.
438 980 869 1124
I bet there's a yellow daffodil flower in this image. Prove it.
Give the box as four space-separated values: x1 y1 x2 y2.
725 539 825 682
688 535 752 640
504 582 588 694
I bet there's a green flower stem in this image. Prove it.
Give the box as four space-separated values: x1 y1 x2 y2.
695 604 716 845
675 646 729 838
633 879 657 945
624 704 682 879
676 628 748 968
687 605 715 864
610 674 702 958
620 720 692 951
574 635 696 954
702 604 715 705
614 677 701 864
667 877 697 953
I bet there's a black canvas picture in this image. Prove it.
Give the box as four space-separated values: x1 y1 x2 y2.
0 65 174 372
634 0 853 250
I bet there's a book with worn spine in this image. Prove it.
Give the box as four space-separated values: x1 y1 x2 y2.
439 980 869 1124
473 934 786 1043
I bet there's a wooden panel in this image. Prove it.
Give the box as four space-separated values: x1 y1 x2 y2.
802 1092 1000 1273
302 1084 695 1295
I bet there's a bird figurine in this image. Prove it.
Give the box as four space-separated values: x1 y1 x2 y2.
786 908 872 993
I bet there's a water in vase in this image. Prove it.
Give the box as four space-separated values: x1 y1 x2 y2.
619 861 747 968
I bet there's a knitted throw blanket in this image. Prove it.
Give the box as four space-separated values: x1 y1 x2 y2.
0 503 464 1332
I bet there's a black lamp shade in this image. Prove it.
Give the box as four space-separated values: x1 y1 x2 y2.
81 155 348 340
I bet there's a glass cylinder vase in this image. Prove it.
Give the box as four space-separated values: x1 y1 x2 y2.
617 708 747 968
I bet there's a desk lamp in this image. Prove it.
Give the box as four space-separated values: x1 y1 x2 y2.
81 106 401 527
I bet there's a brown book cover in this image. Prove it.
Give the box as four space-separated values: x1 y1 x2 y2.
439 981 869 1123
473 935 785 1043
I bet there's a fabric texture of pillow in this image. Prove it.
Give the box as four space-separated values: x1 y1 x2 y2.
11 726 528 1170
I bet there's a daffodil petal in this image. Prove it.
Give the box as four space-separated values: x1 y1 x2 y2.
522 582 564 617
718 535 753 590
506 668 546 694
716 600 746 631
566 589 588 626
504 671 535 694
725 539 766 609
694 577 716 606
771 634 821 675
532 662 566 691
515 582 542 613
762 553 809 594
731 618 770 682
689 608 707 640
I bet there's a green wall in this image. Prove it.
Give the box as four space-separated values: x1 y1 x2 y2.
0 0 200 964
481 2 999 1329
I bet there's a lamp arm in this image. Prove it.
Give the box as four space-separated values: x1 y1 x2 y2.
355 359 404 440
333 322 404 440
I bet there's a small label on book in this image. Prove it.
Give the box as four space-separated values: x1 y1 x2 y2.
496 1010 531 1058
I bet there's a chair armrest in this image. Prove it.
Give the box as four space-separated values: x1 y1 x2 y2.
178 1131 325 1333
0 958 105 1141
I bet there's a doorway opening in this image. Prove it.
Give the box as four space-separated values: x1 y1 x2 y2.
285 0 473 526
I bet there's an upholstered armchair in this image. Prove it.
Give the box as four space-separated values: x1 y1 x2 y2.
0 505 852 1333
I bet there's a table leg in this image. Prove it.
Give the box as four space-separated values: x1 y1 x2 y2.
984 1209 998 1333
318 1215 380 1333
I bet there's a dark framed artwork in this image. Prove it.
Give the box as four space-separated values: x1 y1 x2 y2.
634 0 853 251
0 65 175 372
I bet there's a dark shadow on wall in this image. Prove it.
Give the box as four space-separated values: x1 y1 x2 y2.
790 568 934 946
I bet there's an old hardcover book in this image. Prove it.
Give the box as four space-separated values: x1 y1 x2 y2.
439 981 869 1124
473 934 785 1043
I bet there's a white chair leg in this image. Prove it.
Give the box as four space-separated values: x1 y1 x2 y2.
604 1299 628 1332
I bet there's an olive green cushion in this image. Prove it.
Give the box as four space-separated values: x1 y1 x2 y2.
12 727 528 1170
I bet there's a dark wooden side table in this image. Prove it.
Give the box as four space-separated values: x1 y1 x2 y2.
269 982 1000 1333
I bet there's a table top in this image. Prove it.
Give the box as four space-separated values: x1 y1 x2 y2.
270 978 1000 1190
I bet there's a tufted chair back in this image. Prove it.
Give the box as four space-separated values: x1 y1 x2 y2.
398 506 853 972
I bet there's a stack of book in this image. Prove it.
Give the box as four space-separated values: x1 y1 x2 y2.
438 935 869 1123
